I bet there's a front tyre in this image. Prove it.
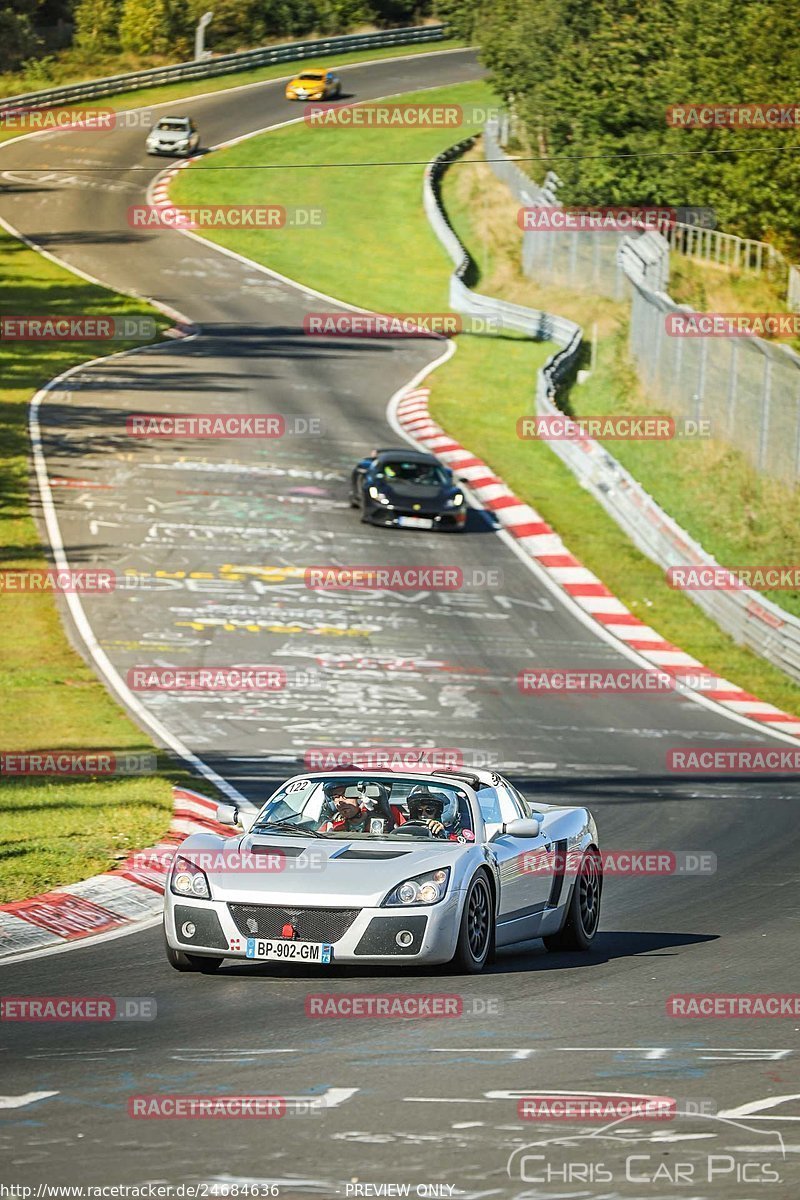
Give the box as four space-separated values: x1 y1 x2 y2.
165 935 223 973
452 872 493 973
543 847 602 952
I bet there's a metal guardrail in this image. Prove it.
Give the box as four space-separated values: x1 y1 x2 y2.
789 264 800 313
0 24 446 112
425 138 581 352
667 220 786 279
474 123 800 685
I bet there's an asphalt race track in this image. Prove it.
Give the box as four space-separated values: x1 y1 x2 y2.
0 48 799 1198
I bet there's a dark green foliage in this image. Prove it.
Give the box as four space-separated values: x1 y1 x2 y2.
479 0 800 256
0 0 42 71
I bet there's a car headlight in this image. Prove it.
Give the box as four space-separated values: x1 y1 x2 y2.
383 867 450 907
170 854 210 899
368 486 391 505
446 492 464 507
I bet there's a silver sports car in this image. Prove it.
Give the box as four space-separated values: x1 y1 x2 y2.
163 767 601 974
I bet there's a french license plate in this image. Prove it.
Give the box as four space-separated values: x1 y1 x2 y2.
245 938 332 963
398 516 434 529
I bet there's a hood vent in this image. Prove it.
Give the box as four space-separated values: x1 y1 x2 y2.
335 849 410 861
248 843 306 859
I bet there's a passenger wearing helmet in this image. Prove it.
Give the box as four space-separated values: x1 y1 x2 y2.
320 781 370 833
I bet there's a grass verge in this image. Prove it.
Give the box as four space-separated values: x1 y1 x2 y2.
171 80 495 311
669 255 800 356
0 230 194 903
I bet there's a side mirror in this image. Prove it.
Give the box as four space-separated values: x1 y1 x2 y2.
239 810 257 833
502 816 542 838
216 803 239 827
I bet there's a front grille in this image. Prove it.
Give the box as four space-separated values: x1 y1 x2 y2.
228 903 359 943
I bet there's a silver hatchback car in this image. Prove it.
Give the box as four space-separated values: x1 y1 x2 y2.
145 115 199 157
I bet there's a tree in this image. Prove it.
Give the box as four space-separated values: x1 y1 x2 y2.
0 0 41 71
73 0 122 56
119 0 191 55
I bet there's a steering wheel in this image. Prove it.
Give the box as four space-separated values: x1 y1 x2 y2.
388 820 436 838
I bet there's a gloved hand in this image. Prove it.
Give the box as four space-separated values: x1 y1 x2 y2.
424 818 445 836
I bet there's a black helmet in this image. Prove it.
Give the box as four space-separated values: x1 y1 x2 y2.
323 780 349 796
407 788 445 820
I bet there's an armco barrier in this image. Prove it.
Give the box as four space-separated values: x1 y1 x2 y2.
424 138 581 358
425 127 800 686
0 25 446 113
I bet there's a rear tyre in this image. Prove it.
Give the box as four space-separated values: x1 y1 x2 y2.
165 935 223 973
451 872 493 973
543 847 602 952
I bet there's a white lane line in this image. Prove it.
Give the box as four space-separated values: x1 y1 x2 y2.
0 1092 59 1108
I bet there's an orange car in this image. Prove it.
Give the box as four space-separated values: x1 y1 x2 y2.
285 68 342 101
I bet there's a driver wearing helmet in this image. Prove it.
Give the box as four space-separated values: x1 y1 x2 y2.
320 781 370 833
406 786 475 842
405 788 448 838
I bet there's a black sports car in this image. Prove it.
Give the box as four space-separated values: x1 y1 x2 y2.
349 448 467 530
